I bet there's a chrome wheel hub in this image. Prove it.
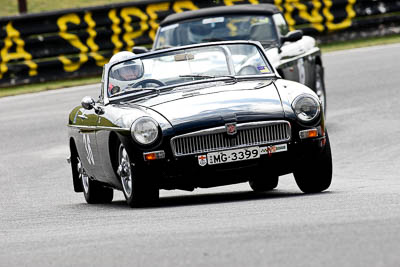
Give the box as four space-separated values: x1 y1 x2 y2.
118 145 133 198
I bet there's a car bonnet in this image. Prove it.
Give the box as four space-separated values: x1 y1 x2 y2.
131 80 284 133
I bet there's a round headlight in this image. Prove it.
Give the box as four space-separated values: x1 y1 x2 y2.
131 117 159 145
292 95 320 122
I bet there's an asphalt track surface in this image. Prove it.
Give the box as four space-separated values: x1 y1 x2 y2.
1 44 399 267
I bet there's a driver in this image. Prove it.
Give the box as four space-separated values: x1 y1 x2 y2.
117 63 142 80
108 51 144 95
109 51 143 81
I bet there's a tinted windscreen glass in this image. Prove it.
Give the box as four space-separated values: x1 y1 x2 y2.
155 15 277 49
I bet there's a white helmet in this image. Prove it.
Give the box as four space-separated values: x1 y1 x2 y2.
109 51 143 81
109 51 135 64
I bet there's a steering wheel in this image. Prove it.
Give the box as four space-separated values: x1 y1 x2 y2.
238 65 259 75
131 79 166 88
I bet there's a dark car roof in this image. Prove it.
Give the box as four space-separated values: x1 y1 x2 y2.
160 4 281 26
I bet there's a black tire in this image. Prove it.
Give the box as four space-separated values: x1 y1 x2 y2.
70 143 83 192
117 143 159 208
249 176 279 192
314 64 327 116
77 156 114 204
293 132 332 193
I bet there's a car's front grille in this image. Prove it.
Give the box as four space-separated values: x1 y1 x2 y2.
170 121 291 157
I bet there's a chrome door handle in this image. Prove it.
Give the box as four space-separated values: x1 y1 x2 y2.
78 114 88 120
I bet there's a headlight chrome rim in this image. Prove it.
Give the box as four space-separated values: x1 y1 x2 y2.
131 117 159 145
292 94 321 122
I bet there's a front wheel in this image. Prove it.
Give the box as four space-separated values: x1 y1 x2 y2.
293 133 332 193
77 156 114 204
117 143 159 207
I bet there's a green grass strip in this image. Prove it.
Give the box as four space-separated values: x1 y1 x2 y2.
320 34 400 52
0 77 100 98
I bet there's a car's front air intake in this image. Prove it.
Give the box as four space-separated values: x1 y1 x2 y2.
170 121 291 157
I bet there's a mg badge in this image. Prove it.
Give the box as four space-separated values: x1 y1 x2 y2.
225 122 237 135
198 155 207 166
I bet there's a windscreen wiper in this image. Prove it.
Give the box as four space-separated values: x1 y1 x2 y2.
180 74 215 79
201 38 227 42
179 74 237 84
111 87 160 98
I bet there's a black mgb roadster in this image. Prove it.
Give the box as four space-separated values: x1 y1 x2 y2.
68 41 332 207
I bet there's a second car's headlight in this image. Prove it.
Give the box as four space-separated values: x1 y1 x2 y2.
292 95 320 122
131 117 159 145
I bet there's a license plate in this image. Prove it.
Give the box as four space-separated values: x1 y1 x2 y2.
198 144 288 166
207 147 260 165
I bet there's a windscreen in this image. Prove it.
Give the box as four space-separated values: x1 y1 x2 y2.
155 15 277 49
107 43 273 98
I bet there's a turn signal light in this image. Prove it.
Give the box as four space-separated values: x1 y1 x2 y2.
143 150 165 161
299 128 318 139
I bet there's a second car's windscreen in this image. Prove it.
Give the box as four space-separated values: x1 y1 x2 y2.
155 15 277 48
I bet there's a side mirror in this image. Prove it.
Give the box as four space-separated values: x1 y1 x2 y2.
281 30 303 44
132 46 149 54
81 96 95 110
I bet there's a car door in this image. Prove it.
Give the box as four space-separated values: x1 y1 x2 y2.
93 103 121 186
74 105 101 179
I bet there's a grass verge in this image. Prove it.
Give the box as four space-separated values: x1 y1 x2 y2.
1 34 400 98
320 34 400 52
0 77 100 98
